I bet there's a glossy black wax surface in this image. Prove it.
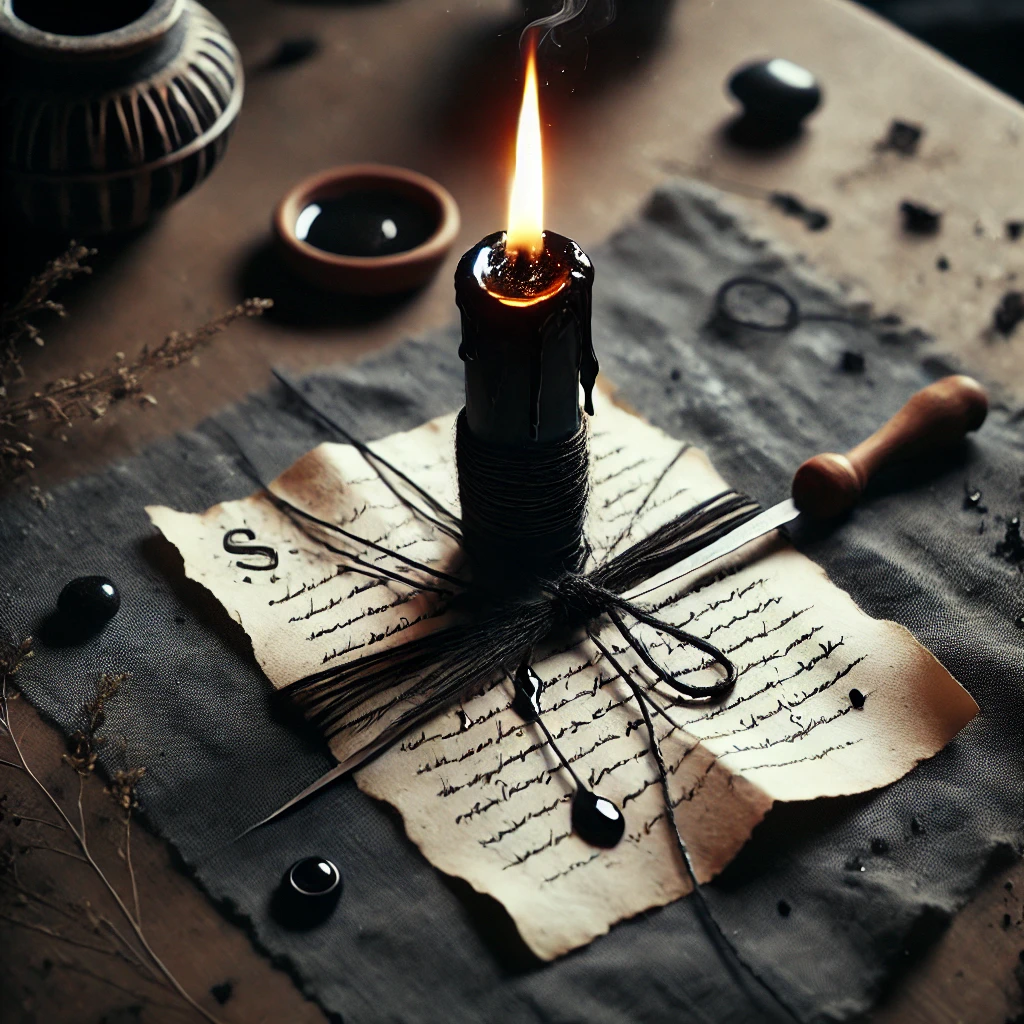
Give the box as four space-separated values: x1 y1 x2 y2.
297 190 437 258
456 230 597 445
728 58 822 125
572 787 625 848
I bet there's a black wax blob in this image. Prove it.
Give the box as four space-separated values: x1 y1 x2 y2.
296 191 437 258
272 856 342 930
849 688 867 710
56 576 121 628
571 788 625 848
511 664 542 723
728 59 822 126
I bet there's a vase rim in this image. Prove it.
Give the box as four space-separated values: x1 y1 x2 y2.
0 0 183 60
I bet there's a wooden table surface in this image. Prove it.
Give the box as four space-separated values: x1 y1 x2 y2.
2 1 1022 1021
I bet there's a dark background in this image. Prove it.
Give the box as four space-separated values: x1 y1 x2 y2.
858 0 1024 101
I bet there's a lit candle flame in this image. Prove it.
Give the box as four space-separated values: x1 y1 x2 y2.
506 41 544 260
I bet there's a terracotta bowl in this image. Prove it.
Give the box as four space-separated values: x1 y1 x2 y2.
273 164 461 295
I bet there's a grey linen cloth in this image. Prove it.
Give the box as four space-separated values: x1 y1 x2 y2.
2 181 1021 1024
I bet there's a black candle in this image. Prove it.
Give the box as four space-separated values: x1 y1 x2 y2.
456 231 597 444
455 42 598 447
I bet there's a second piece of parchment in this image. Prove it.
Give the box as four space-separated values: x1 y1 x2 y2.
149 393 978 961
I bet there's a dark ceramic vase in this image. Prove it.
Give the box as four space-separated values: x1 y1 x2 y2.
0 0 243 234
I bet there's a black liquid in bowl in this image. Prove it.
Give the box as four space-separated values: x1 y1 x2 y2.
296 190 438 258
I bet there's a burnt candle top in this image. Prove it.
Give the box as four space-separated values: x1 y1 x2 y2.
454 230 598 358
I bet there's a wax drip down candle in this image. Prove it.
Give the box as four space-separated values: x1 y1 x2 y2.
455 40 598 587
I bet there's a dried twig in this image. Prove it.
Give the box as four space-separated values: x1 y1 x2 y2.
0 639 224 1024
0 243 271 479
0 243 94 391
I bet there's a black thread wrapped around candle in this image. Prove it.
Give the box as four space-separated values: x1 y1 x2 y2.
456 230 598 446
455 409 588 588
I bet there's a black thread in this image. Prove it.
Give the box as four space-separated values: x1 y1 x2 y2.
713 275 877 333
456 409 590 587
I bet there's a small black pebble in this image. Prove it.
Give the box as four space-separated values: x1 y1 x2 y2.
878 120 923 156
1002 913 1012 929
900 200 942 236
871 837 889 855
57 576 120 628
993 291 1024 337
670 368 681 382
910 816 925 835
267 36 320 69
840 350 865 373
777 899 791 917
936 255 950 272
849 688 866 709
210 981 233 1005
1007 221 1024 242
728 58 822 127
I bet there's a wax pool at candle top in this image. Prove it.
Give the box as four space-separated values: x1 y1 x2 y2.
471 234 571 306
295 190 437 258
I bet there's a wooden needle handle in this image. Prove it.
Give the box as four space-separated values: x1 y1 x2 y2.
791 375 989 519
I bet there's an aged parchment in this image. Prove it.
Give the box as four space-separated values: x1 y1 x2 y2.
148 395 978 960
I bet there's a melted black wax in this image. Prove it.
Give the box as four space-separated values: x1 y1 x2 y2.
456 231 598 442
511 664 625 849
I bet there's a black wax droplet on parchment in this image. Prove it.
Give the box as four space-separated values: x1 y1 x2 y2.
512 664 542 723
849 688 866 709
571 788 625 848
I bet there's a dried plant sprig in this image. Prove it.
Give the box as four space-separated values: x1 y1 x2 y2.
1 297 273 430
0 243 95 391
0 639 224 1024
63 671 130 776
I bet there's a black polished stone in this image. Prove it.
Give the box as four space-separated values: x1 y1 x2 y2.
296 191 437 258
290 856 341 896
728 58 822 127
272 856 342 930
56 576 120 628
571 788 625 848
